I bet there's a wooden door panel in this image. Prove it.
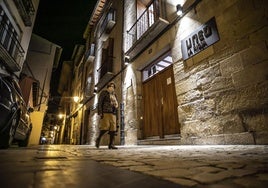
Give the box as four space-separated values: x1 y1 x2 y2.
160 66 180 135
143 77 162 137
142 65 180 139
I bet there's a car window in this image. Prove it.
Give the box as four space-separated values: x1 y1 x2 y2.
0 77 12 101
2 77 23 101
12 78 23 96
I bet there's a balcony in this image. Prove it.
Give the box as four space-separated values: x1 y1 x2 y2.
14 0 35 27
96 60 113 90
96 38 114 89
85 43 95 62
100 8 116 41
125 0 169 60
0 20 24 72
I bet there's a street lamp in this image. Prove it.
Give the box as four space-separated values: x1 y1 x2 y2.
73 96 79 103
58 113 65 119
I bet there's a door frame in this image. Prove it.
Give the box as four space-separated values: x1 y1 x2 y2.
141 53 180 139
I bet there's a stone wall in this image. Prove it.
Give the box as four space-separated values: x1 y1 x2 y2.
121 0 140 145
173 0 268 144
85 0 124 146
121 63 143 145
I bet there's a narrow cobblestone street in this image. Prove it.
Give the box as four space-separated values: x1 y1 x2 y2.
0 144 267 187
67 145 268 187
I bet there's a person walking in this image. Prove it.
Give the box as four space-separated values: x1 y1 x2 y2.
95 82 119 149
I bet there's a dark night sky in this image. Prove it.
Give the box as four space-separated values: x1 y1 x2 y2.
33 0 97 112
33 0 97 60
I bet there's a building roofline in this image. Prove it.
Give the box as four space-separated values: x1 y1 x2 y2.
83 0 107 39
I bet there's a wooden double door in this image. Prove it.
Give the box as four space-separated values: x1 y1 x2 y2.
142 65 180 138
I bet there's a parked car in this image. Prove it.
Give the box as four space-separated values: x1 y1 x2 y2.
0 75 33 149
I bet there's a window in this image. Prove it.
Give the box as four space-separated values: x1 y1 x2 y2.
14 0 35 26
136 0 155 39
0 6 22 59
143 54 173 81
32 81 39 107
99 38 114 79
100 8 116 40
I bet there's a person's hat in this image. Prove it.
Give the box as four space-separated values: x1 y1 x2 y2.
107 81 116 88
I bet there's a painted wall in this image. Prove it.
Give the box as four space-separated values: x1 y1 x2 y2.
23 34 62 145
28 111 44 145
0 0 40 76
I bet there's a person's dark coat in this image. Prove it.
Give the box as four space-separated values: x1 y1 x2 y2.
98 90 118 115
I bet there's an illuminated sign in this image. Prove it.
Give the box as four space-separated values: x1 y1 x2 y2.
181 17 220 60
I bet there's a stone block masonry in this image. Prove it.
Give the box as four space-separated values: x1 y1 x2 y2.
173 0 268 144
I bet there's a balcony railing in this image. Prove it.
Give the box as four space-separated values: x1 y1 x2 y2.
96 60 114 89
98 60 113 79
126 0 169 59
14 0 35 27
85 43 95 62
96 38 114 89
126 1 158 50
0 15 24 71
100 8 116 40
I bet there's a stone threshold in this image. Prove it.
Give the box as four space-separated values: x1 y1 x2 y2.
137 132 256 145
137 135 181 145
180 132 255 145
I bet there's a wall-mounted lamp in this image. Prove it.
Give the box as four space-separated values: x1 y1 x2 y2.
58 114 65 119
176 4 183 16
93 86 98 94
124 55 130 65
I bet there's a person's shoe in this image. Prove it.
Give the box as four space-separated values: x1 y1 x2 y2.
108 145 118 149
95 138 100 148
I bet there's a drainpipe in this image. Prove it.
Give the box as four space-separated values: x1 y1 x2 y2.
120 0 126 145
38 68 48 111
120 103 125 145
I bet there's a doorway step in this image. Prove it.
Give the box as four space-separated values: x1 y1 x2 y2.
137 135 181 145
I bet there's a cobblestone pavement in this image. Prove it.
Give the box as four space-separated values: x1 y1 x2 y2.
64 145 268 187
1 144 268 187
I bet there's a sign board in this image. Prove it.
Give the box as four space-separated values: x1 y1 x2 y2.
181 17 220 60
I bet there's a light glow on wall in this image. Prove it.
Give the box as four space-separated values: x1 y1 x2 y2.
94 40 103 85
179 17 201 39
124 64 134 89
169 0 185 6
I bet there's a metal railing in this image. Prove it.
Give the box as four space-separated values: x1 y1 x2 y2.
100 8 116 36
126 0 160 51
0 17 24 66
14 0 35 26
97 60 113 79
85 43 95 60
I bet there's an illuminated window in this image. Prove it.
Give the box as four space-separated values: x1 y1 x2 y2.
142 53 173 81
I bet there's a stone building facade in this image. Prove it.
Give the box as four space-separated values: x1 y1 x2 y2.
171 0 268 144
82 0 268 146
82 0 123 146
